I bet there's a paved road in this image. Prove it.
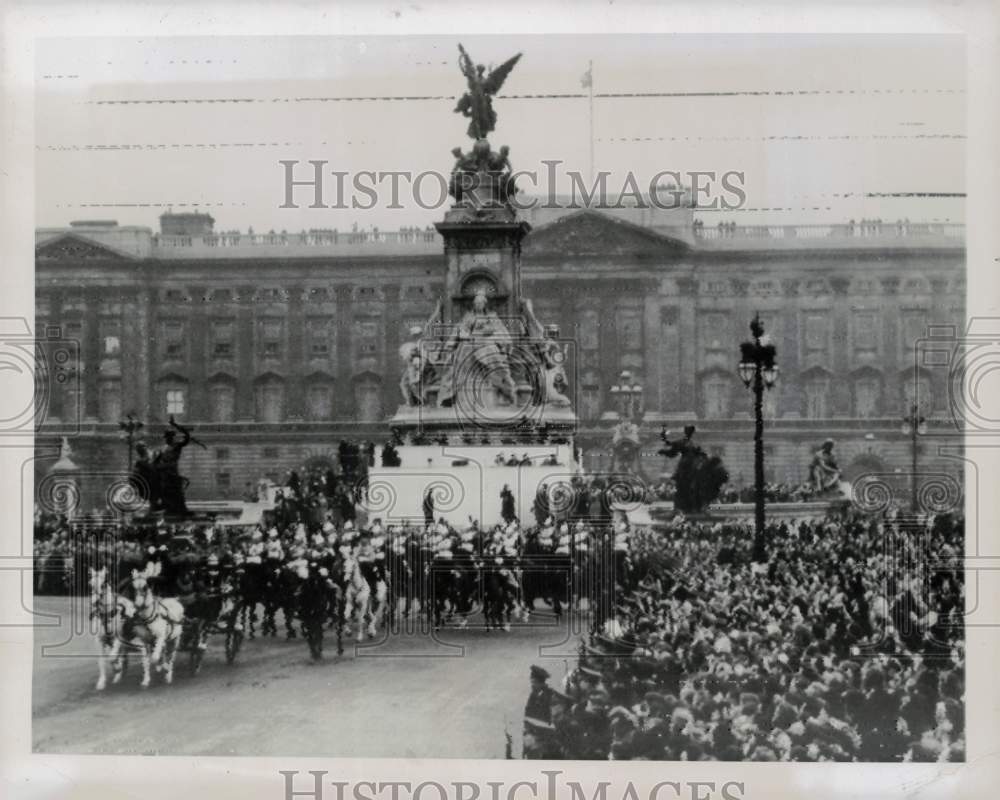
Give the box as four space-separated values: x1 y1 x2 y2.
32 596 584 757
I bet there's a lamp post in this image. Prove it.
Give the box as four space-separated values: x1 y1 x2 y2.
609 370 643 422
901 403 927 512
738 313 779 562
118 413 144 473
609 370 644 475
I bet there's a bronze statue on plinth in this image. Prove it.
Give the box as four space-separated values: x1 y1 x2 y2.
454 44 522 141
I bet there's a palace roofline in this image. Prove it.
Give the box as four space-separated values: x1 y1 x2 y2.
35 209 964 262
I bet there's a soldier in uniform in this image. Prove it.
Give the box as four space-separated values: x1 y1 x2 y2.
524 664 554 723
356 530 386 595
454 522 479 621
549 687 578 758
573 688 613 759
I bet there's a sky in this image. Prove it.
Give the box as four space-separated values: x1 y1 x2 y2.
35 34 966 232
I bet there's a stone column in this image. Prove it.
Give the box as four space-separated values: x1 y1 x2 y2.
236 284 256 421
286 286 305 420
82 288 101 421
643 283 663 412
187 284 208 421
676 277 698 415
382 283 402 418
830 275 851 415
335 284 354 419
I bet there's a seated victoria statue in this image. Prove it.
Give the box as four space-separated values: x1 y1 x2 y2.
435 288 517 409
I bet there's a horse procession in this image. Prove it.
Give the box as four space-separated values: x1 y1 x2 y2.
74 510 640 691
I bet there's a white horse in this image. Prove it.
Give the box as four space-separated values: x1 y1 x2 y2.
88 566 134 691
111 569 184 687
341 555 388 642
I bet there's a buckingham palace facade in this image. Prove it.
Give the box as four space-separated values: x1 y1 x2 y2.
34 205 965 503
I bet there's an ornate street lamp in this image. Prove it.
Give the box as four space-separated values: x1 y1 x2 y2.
118 413 144 473
738 313 778 562
609 370 644 476
901 403 927 512
609 370 643 422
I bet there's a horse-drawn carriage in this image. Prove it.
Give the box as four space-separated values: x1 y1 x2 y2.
87 535 248 691
167 535 245 672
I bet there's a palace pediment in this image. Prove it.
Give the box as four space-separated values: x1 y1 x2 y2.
35 233 135 262
522 210 689 258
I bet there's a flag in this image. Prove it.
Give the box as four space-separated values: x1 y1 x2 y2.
580 64 592 89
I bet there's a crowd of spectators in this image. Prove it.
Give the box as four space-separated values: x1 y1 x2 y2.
523 510 965 762
650 479 821 505
33 509 75 594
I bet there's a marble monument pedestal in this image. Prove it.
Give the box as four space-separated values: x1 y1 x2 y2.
371 401 580 526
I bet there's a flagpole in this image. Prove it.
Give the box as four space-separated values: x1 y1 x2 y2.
587 59 594 186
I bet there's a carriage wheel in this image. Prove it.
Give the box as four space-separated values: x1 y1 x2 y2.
225 625 243 664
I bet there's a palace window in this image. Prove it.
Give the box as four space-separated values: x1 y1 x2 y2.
209 382 235 423
62 294 86 314
259 288 286 304
355 319 380 359
100 319 121 356
306 381 334 421
900 313 928 360
353 376 383 423
854 375 881 418
307 318 333 358
98 380 122 422
902 373 932 415
163 320 185 360
853 312 878 353
701 373 732 419
618 310 643 351
166 388 186 416
307 287 332 303
259 319 284 359
803 313 830 357
700 313 730 355
255 378 286 423
211 320 235 360
803 374 830 419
